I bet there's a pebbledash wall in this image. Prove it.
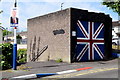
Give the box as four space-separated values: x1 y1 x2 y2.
27 8 112 63
27 8 71 62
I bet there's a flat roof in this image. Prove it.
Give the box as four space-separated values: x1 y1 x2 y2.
112 20 120 27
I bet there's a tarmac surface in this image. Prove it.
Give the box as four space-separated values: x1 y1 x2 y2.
1 58 119 80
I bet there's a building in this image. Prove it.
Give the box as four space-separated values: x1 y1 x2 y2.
4 31 27 50
0 28 3 43
112 20 120 38
4 31 27 44
27 8 112 63
0 27 4 44
112 20 120 45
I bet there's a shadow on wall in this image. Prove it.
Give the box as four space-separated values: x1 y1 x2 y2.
29 36 48 62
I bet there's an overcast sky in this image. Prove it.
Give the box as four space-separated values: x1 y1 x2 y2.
1 0 118 32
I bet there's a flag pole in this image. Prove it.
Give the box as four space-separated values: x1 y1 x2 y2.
13 0 17 70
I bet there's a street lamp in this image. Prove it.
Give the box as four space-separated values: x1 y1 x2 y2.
10 0 18 70
61 3 64 10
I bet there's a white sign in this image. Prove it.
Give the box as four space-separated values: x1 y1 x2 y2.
72 31 76 36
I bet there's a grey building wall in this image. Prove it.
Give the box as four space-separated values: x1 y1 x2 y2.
27 8 71 63
0 29 2 44
0 29 2 68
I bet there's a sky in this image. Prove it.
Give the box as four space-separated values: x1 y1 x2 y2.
0 0 119 32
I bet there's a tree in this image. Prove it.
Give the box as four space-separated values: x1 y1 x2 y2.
2 30 12 36
17 34 22 39
0 10 3 14
17 34 22 44
102 0 120 15
0 10 3 27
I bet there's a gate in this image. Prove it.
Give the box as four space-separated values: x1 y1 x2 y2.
75 20 105 61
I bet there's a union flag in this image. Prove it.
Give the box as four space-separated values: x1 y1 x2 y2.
76 20 105 61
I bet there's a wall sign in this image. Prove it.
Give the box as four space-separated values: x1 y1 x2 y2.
53 29 65 35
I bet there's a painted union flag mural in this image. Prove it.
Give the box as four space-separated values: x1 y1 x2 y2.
76 20 105 61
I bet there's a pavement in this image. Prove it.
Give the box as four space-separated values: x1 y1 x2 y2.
1 58 119 80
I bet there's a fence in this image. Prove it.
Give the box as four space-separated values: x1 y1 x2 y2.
17 44 27 50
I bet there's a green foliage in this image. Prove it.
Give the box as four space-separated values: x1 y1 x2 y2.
17 49 27 63
0 10 3 14
17 35 22 44
0 10 3 26
0 43 13 70
55 58 63 63
17 35 22 39
2 30 12 36
102 0 120 15
0 44 27 70
18 58 26 63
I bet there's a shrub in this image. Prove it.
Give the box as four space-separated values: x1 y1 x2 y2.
17 49 27 63
0 43 13 70
0 43 27 70
17 35 22 44
55 58 63 63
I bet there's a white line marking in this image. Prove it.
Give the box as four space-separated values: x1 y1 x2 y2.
57 70 76 74
12 74 37 79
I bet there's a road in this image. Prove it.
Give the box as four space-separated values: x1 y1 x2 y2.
46 68 118 78
31 66 119 80
9 68 119 80
1 59 119 80
72 68 118 78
